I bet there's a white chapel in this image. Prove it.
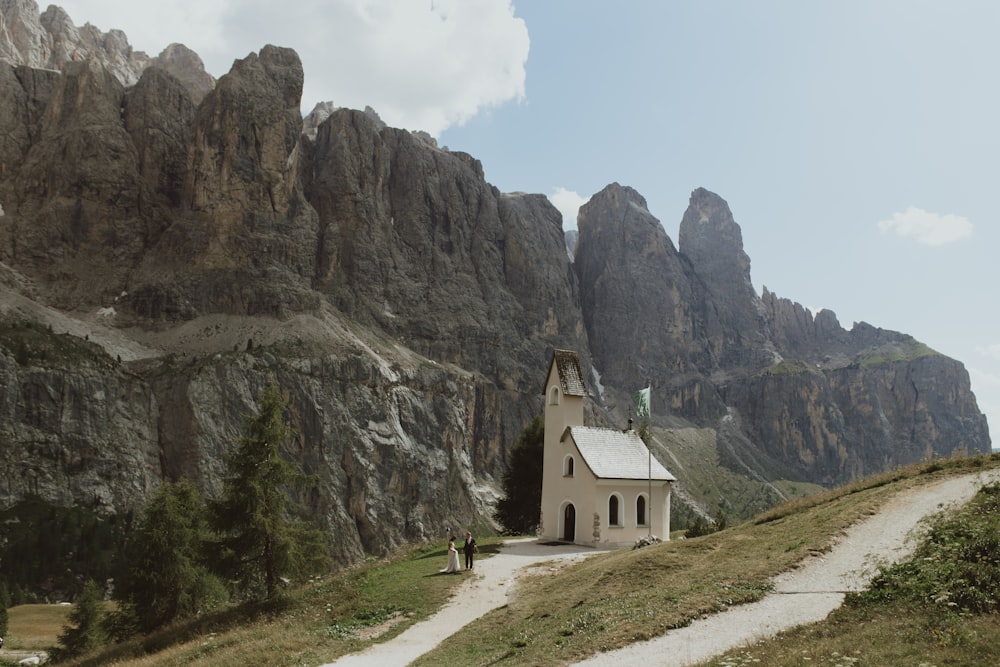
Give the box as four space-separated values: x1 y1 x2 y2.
539 349 676 546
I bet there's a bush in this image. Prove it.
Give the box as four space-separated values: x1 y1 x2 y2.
850 482 1000 614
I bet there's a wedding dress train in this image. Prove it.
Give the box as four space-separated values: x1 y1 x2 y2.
441 541 460 574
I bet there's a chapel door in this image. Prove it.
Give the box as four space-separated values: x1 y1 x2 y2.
563 503 576 542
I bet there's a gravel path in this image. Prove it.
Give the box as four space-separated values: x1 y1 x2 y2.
320 469 999 667
573 468 1000 667
321 539 609 667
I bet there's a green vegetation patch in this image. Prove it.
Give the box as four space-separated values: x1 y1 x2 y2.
0 496 126 604
857 340 938 367
62 538 501 666
704 475 1000 667
4 604 74 651
0 317 114 369
412 455 1000 667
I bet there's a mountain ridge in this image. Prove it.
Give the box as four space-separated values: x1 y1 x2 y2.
0 1 990 570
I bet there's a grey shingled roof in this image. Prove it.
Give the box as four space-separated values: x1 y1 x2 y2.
549 349 586 396
565 426 676 481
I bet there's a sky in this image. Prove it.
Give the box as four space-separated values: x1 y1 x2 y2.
53 0 1000 443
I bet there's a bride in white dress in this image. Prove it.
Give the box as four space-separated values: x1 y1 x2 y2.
440 536 460 574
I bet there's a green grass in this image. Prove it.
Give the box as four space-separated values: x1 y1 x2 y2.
857 340 938 366
411 454 1000 666
52 537 504 666
0 317 116 370
4 603 74 650
652 426 787 526
702 474 1000 667
758 360 815 376
40 453 1000 667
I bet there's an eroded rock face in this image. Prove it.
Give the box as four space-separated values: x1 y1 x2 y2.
0 40 592 563
0 27 990 572
305 108 588 386
150 43 214 105
574 183 718 418
0 332 160 510
573 185 990 483
1 0 214 101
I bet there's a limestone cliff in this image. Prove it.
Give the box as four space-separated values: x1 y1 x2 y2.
571 186 989 486
0 11 990 570
0 0 213 100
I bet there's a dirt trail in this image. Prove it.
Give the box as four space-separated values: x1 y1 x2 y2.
321 539 609 667
574 468 1000 666
320 469 999 667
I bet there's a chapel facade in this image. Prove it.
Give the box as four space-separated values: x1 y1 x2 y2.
539 349 675 546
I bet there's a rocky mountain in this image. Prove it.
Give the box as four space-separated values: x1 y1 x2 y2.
0 0 214 101
0 2 990 568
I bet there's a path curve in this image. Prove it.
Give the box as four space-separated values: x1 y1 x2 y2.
321 469 999 667
321 539 609 666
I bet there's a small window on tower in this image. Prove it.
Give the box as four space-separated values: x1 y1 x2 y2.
564 455 575 477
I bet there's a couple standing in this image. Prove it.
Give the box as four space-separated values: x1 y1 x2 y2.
441 531 477 574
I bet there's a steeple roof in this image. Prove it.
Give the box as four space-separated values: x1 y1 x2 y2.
547 349 587 396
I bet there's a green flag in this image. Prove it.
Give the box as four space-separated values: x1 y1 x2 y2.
635 386 650 417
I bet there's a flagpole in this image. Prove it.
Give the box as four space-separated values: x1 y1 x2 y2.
648 445 652 537
635 386 653 538
647 387 652 538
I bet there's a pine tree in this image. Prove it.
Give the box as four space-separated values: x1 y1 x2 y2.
54 579 105 659
111 480 226 634
494 416 545 534
210 383 330 600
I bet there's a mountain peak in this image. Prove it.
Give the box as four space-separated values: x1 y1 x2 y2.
1 1 214 101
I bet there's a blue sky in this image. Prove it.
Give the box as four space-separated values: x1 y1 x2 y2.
54 0 999 442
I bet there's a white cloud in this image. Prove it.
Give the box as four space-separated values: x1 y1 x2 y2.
877 207 973 246
55 0 529 136
548 187 587 230
976 344 1000 362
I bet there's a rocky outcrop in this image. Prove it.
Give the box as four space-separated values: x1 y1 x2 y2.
305 108 587 386
0 36 591 563
678 187 773 370
150 43 214 105
0 20 990 572
0 0 214 102
0 322 161 509
573 187 990 484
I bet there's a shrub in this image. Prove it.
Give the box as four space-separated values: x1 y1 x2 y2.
850 481 1000 614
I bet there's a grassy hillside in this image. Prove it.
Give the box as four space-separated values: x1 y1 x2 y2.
412 455 1000 666
3 604 72 650
703 471 1000 666
654 425 823 528
28 454 1000 666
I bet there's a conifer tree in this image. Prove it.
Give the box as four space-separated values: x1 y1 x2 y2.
494 416 545 534
210 383 330 600
111 480 225 634
54 579 105 659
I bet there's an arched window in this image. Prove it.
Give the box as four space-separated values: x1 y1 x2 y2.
636 494 647 526
563 455 575 477
609 494 621 527
548 385 561 405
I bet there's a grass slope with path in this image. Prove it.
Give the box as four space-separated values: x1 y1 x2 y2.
13 454 999 666
413 454 1000 667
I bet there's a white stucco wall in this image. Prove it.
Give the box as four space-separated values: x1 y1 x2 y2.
539 353 672 546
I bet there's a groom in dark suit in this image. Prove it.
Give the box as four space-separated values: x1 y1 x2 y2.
462 530 477 570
